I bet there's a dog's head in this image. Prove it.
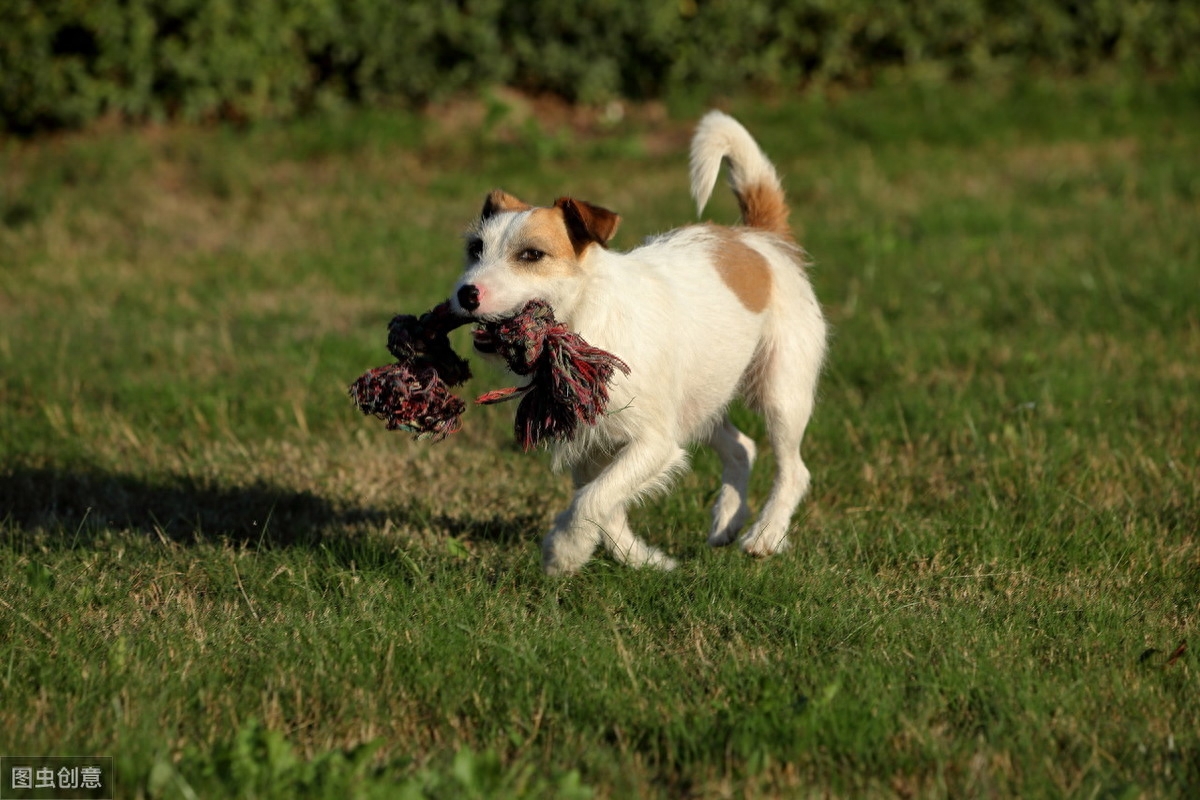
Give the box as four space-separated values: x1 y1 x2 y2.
451 189 620 321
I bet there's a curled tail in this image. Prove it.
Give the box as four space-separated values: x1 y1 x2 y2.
689 110 790 238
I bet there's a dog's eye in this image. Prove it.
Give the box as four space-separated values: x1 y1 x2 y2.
466 239 484 261
518 248 546 263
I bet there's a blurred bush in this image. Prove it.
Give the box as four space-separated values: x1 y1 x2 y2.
3 0 1197 132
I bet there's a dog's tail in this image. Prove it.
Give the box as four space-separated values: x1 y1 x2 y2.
689 110 790 238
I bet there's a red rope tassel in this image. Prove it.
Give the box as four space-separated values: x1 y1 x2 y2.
475 300 629 451
350 299 628 449
349 363 466 441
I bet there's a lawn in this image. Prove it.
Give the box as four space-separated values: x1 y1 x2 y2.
1 75 1197 798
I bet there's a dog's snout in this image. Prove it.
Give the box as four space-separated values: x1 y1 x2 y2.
457 284 481 313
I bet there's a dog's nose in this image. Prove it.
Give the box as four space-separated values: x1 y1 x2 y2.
457 284 480 312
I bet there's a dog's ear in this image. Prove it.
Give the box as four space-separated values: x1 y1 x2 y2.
555 197 620 253
481 189 532 220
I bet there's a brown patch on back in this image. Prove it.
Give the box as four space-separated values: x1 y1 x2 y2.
711 229 772 313
736 182 791 239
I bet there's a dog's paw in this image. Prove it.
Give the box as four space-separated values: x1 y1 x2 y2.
708 513 750 548
708 511 748 548
542 547 592 576
708 529 738 548
543 559 582 577
708 488 750 548
641 549 678 571
739 524 791 558
708 531 736 548
541 531 597 576
612 543 678 571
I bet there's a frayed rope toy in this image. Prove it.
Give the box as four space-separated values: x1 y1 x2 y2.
349 299 629 451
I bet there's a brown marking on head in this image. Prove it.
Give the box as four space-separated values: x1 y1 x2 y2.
481 189 532 220
711 229 772 313
469 195 617 280
505 206 587 277
554 197 620 254
736 182 791 239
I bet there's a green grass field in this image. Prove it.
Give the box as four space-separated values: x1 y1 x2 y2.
2 75 1197 798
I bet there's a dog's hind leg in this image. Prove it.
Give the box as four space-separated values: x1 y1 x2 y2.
738 348 819 557
739 408 811 556
543 441 686 575
707 416 756 547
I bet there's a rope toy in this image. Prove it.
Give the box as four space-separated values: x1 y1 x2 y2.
349 299 629 450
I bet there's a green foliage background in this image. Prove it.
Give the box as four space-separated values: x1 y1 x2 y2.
3 0 1199 132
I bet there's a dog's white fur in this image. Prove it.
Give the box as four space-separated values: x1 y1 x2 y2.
451 111 826 574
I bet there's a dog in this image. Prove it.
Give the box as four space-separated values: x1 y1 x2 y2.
450 111 827 574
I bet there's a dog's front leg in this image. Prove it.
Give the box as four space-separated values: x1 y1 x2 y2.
542 441 686 575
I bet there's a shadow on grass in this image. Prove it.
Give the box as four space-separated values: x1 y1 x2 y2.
427 511 542 546
0 465 540 551
0 465 381 548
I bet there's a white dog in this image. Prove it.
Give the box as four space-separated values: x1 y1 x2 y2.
451 111 826 574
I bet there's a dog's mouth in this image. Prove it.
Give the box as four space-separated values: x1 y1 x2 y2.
472 327 499 354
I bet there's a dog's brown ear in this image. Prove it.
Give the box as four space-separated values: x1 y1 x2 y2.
481 189 532 220
555 197 620 252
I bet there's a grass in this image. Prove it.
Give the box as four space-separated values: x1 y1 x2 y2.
1 74 1197 798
